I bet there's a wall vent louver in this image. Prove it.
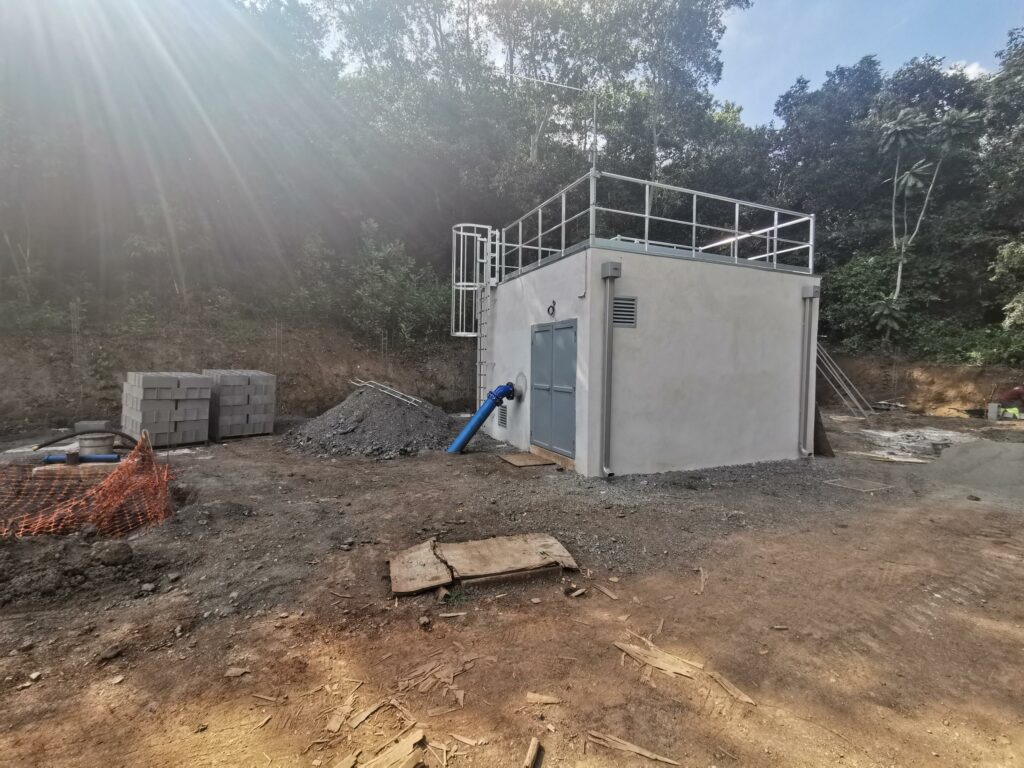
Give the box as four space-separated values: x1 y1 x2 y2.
612 296 638 327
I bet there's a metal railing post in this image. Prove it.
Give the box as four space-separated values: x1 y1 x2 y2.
733 203 740 263
588 168 597 244
518 220 523 271
808 214 816 273
772 211 779 269
561 193 566 253
538 207 543 264
450 228 456 335
494 228 502 282
644 183 651 252
691 195 697 253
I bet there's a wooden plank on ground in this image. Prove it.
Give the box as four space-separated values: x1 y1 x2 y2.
362 729 426 768
499 452 555 467
587 730 680 765
389 539 453 595
348 700 385 729
614 642 701 677
438 534 577 579
522 737 540 767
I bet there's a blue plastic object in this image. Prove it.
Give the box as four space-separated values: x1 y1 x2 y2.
42 453 120 464
447 382 515 453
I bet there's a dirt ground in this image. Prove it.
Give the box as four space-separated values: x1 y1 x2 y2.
1 410 1023 767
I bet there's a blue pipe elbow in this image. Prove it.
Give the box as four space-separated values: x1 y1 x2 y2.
447 382 515 453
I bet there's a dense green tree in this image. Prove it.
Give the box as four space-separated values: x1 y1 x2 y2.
0 2 1022 360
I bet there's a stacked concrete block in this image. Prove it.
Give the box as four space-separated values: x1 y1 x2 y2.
121 372 212 447
204 369 276 439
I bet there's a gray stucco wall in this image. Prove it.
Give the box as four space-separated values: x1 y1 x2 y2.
484 245 819 477
483 251 594 472
583 247 819 476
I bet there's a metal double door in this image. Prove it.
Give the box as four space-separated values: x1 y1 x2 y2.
530 320 576 458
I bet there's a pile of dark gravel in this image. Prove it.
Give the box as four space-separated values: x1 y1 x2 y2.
290 387 457 458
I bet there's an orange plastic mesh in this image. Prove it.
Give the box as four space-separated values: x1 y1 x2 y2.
0 436 172 538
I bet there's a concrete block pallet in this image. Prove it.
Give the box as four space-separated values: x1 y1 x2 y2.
204 369 276 439
121 372 213 447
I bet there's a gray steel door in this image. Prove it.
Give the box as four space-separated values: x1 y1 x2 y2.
531 320 576 458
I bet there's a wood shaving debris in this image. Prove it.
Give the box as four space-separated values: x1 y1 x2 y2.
449 733 487 747
526 691 563 705
614 641 754 705
349 700 386 729
694 567 707 595
587 730 680 765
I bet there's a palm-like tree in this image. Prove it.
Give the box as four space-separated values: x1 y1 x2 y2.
880 108 982 303
880 108 928 250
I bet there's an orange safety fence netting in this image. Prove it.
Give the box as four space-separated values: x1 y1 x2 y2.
0 436 173 538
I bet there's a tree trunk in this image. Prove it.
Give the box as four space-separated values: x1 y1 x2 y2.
892 245 906 302
890 150 900 249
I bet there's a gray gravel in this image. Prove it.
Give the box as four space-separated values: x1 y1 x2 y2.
289 387 457 458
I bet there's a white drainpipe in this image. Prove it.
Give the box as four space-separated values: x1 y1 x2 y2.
600 261 622 476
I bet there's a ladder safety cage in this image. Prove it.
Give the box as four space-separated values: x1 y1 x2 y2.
451 223 496 338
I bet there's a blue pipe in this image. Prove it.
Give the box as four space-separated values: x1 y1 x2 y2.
447 382 515 453
42 453 120 464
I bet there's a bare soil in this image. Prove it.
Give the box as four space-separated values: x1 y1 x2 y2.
1 411 1023 767
823 354 1024 416
0 325 474 435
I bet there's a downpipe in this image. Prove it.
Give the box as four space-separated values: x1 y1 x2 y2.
797 285 820 457
600 261 622 477
447 382 515 453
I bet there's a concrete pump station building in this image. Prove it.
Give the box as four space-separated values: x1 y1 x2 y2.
451 168 820 477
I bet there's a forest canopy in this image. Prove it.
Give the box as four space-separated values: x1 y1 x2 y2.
1 0 1023 362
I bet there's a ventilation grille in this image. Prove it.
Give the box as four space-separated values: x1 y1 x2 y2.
613 296 638 327
497 404 508 428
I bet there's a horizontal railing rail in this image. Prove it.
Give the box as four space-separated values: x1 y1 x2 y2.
494 168 814 280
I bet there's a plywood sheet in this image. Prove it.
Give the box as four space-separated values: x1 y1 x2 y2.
499 452 555 467
389 539 452 595
390 534 578 595
438 534 578 579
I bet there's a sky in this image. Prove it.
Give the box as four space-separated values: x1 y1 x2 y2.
715 0 1024 125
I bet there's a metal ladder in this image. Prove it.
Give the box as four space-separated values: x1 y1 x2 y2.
816 343 874 419
475 235 497 408
476 289 491 409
